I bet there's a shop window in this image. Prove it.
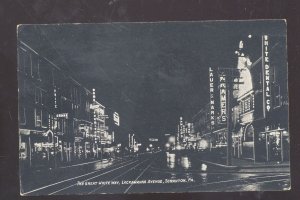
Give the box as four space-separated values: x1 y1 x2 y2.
57 118 67 134
34 108 42 127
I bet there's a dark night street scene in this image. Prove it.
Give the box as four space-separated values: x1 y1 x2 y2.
17 20 290 195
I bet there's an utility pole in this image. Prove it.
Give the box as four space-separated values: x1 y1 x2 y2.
226 80 233 166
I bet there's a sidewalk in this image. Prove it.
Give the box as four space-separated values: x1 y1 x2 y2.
231 157 290 169
200 156 290 171
192 151 290 171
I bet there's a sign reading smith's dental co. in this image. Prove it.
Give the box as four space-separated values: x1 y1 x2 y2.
262 35 271 117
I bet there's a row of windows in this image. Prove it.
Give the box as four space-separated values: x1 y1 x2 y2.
19 106 69 133
239 95 254 115
238 84 282 115
20 79 92 116
19 44 98 131
18 47 41 80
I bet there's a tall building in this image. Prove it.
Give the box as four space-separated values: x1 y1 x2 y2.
232 35 289 162
18 41 110 168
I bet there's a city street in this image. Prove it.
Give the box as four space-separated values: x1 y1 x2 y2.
21 151 290 195
17 21 290 195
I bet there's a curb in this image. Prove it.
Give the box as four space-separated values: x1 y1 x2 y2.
200 160 290 170
200 160 239 170
238 164 290 169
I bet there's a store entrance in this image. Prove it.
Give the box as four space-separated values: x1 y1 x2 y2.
242 124 254 159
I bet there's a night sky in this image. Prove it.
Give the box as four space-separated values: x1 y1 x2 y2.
18 20 286 143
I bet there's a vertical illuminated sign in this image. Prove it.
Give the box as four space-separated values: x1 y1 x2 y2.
177 124 180 144
262 35 271 117
179 117 183 136
113 112 120 126
54 87 57 109
92 88 97 132
219 73 227 123
209 67 215 128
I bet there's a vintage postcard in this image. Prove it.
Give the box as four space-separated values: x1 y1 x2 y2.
18 20 290 195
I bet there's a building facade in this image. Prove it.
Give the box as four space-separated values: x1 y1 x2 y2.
191 34 288 163
18 41 113 168
232 35 289 162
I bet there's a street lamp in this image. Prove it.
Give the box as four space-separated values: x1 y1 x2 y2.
165 143 170 150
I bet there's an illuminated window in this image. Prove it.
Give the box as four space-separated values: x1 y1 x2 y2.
243 96 253 113
35 108 42 127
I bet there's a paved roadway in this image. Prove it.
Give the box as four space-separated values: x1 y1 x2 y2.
20 152 290 195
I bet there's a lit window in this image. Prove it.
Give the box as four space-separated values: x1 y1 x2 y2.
35 108 42 127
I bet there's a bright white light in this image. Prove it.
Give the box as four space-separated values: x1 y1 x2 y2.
248 34 252 38
175 145 181 150
201 163 208 171
165 143 170 148
199 139 209 149
168 136 176 144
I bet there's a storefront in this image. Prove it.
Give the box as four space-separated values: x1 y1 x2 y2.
19 129 31 167
210 128 227 156
257 128 289 162
19 129 60 168
213 128 227 148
